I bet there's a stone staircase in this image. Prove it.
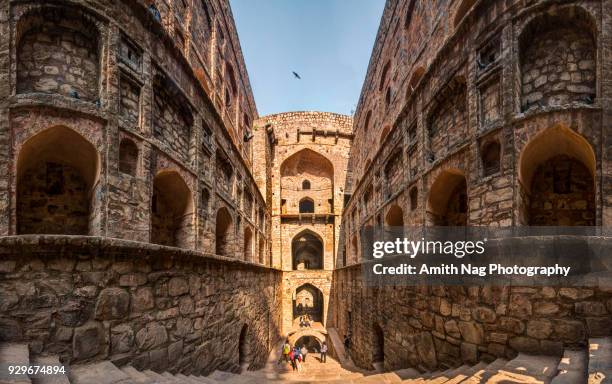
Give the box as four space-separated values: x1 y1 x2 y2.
1 338 610 383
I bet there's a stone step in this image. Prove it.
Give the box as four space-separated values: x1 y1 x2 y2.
550 349 587 384
161 371 192 384
206 370 253 383
460 358 509 384
588 337 612 384
441 362 488 384
69 361 133 384
188 375 218 384
476 353 559 384
29 355 69 384
0 343 31 384
120 366 157 384
143 370 173 383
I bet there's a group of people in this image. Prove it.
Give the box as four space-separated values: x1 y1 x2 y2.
279 340 329 372
298 314 312 328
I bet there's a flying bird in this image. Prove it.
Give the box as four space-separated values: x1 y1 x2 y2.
292 71 301 79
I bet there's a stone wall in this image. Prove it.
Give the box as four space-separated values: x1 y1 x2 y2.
1 0 270 265
329 244 611 371
0 236 282 374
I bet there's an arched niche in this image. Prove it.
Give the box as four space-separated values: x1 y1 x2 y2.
518 124 596 226
17 126 100 235
119 138 138 176
427 169 468 226
16 6 101 101
384 204 404 242
292 230 324 270
244 226 253 262
151 171 193 248
215 207 233 256
519 6 597 110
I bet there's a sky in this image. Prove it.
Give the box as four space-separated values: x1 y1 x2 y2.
230 0 386 117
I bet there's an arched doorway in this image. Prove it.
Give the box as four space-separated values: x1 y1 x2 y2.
17 126 99 235
427 169 468 226
518 125 596 226
215 207 233 256
295 336 322 353
238 324 249 371
292 230 324 270
151 171 193 247
372 323 384 368
293 284 323 324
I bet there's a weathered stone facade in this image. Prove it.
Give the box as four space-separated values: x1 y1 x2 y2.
0 0 610 379
0 236 281 374
253 112 352 336
0 0 277 375
333 0 612 373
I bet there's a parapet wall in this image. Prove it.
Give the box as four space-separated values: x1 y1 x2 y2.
0 236 282 374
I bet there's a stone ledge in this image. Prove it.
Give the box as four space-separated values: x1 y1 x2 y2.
0 235 277 271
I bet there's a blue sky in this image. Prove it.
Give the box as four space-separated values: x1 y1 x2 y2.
230 0 385 117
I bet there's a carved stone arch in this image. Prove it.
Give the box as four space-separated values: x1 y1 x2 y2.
16 125 100 235
518 124 595 226
291 229 324 270
427 168 468 226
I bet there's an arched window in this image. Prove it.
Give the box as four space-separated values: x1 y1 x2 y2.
302 180 311 190
299 198 315 214
119 139 138 176
481 141 501 177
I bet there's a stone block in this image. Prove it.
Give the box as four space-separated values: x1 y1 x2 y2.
95 288 130 320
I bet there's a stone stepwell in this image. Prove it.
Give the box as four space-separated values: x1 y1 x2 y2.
1 337 610 384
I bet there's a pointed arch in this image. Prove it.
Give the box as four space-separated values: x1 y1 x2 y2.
292 229 324 270
518 124 595 226
17 126 100 235
427 169 468 226
293 283 324 323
